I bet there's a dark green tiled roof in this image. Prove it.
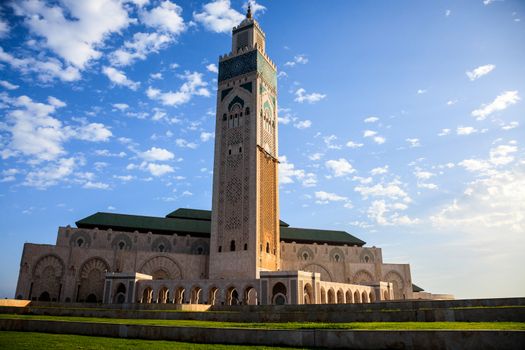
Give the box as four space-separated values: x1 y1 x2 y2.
412 284 425 292
165 208 290 227
75 209 364 246
280 227 365 246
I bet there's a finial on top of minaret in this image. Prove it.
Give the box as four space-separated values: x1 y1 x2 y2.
246 4 252 19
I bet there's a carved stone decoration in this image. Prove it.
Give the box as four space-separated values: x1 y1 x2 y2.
329 247 345 263
69 230 91 248
353 270 374 285
139 256 182 280
297 246 314 261
226 176 242 203
32 254 65 301
111 234 133 251
151 236 172 253
384 271 405 299
302 263 333 282
78 257 110 303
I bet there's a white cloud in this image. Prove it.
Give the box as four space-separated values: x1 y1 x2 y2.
0 80 18 90
113 175 134 181
140 147 174 161
146 163 174 176
102 66 140 90
323 135 341 150
279 155 317 187
363 130 386 145
325 158 355 177
406 138 420 147
23 157 77 188
200 131 214 142
471 90 520 121
447 100 457 106
75 123 112 142
83 181 110 190
346 140 363 149
150 72 163 80
364 116 379 123
110 32 174 66
445 9 451 17
294 88 326 104
175 138 198 149
95 149 126 158
417 89 427 94
315 191 349 205
490 144 517 166
418 183 438 190
146 71 210 106
414 170 435 180
501 121 519 130
0 47 81 82
363 130 377 138
466 64 495 81
483 0 494 4
140 1 186 34
47 96 66 108
459 159 491 173
355 181 410 202
182 190 193 196
309 153 323 161
206 63 218 73
438 128 451 136
0 18 9 38
367 200 419 226
457 126 478 135
285 54 308 67
370 166 389 176
193 0 244 34
113 103 129 111
12 0 131 69
294 119 311 129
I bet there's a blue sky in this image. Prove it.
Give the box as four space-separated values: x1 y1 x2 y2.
0 0 524 299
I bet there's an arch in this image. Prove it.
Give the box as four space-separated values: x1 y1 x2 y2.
320 287 327 304
369 291 375 303
111 234 132 250
191 239 209 255
327 288 336 304
114 283 126 304
151 236 172 253
69 230 92 248
303 283 314 305
191 286 203 304
345 290 353 304
141 286 153 303
244 286 257 305
32 254 65 302
38 291 50 302
302 263 333 282
228 96 245 112
296 246 314 261
78 257 109 303
384 271 405 300
139 256 182 280
86 293 97 303
360 249 375 263
353 270 374 285
336 289 344 304
226 286 240 305
174 287 185 304
354 290 361 303
208 287 219 305
383 290 390 301
361 291 369 303
271 282 287 305
329 247 345 263
230 240 236 252
158 286 169 304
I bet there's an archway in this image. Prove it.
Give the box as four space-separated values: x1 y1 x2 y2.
337 289 344 304
191 286 202 304
369 292 375 303
383 290 389 300
78 257 108 303
174 287 185 304
354 290 361 303
327 288 335 304
320 287 327 304
114 283 126 304
226 287 239 305
361 291 369 303
142 287 153 303
38 291 50 302
244 286 257 305
86 293 97 303
208 287 218 305
303 283 314 304
158 287 169 304
345 290 353 304
272 282 287 305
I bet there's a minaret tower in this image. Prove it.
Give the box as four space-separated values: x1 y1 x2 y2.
209 6 280 280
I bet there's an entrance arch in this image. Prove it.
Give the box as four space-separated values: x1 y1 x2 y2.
272 282 287 305
303 283 314 304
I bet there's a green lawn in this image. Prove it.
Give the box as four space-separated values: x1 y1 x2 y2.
1 314 524 330
0 331 307 350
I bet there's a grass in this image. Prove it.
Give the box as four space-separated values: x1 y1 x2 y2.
1 314 524 330
0 331 308 350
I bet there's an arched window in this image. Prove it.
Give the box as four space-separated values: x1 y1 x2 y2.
77 238 84 247
239 146 242 153
222 113 227 121
230 240 236 252
158 244 165 252
218 246 222 253
266 242 270 253
245 107 250 115
244 243 247 250
118 241 125 250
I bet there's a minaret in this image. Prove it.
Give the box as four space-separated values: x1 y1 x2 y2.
209 7 280 280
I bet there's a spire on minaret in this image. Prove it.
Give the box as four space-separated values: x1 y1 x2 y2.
246 4 252 19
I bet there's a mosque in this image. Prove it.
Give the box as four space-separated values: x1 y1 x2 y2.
15 8 451 306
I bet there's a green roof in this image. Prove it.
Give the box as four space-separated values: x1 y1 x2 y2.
75 209 364 246
412 284 425 292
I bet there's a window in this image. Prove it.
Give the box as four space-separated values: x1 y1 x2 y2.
158 244 165 252
334 254 340 262
118 241 125 250
197 247 203 255
239 147 242 153
77 238 84 247
244 243 247 250
218 246 222 253
245 107 250 115
223 113 227 121
228 149 232 155
266 242 270 253
230 240 236 252
364 256 370 263
303 252 308 260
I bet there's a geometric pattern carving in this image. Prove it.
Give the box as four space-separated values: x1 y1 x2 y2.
78 257 109 303
111 234 133 251
139 256 182 280
225 216 241 231
360 249 375 263
258 151 277 267
353 270 374 285
226 154 242 168
329 247 345 262
384 271 405 299
151 236 172 253
228 129 243 145
79 258 109 280
191 239 209 255
297 246 314 261
69 230 91 248
32 254 65 301
226 176 242 203
33 254 64 278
